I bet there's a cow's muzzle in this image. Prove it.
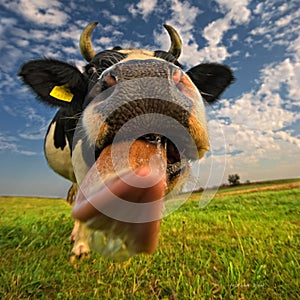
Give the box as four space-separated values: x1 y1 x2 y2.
83 59 208 160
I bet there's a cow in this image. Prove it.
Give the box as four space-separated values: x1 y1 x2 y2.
19 22 234 262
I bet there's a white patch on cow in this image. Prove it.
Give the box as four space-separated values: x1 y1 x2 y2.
44 122 76 182
72 139 90 184
82 101 107 147
118 49 165 63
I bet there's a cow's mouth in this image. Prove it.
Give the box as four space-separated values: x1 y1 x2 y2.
140 134 188 182
94 133 186 185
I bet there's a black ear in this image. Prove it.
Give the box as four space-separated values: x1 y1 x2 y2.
186 63 234 103
19 59 88 108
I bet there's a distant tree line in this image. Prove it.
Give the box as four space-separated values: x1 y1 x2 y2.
193 173 253 192
228 174 240 186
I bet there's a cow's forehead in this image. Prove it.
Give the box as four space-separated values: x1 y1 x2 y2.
117 49 155 57
116 49 165 62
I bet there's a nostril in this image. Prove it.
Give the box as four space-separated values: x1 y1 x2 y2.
174 71 198 99
102 70 117 87
172 69 182 85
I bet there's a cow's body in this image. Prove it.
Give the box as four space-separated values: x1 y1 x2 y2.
19 22 234 261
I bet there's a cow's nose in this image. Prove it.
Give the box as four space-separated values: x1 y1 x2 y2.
172 68 183 85
101 59 184 85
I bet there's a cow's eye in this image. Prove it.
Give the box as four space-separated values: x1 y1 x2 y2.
86 65 97 75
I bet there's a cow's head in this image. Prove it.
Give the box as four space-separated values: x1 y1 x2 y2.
19 22 233 260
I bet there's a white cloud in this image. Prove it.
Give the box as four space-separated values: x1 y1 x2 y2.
253 3 263 15
167 0 200 30
3 100 49 141
278 3 289 12
0 71 20 94
198 12 300 182
128 0 158 20
111 15 127 24
275 131 300 147
210 2 300 181
203 18 231 46
0 133 36 156
1 0 69 26
216 0 251 24
203 0 250 47
196 45 230 64
154 0 250 65
249 3 300 50
102 10 127 24
258 58 300 102
203 50 300 183
0 17 17 36
97 36 114 47
275 14 293 27
288 34 300 60
250 26 267 36
18 107 49 140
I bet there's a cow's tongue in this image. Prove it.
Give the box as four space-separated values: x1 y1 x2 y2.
72 140 167 261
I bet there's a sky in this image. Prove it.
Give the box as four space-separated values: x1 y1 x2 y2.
0 0 299 197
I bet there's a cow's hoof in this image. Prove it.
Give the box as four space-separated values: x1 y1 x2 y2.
70 242 90 263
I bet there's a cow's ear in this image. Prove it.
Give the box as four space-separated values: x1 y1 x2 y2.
19 59 88 108
186 63 234 103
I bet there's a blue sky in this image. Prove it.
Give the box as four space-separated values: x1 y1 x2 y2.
0 0 299 197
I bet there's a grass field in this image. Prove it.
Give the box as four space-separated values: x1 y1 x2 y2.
0 181 299 299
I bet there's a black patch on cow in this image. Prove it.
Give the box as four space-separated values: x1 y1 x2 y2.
49 111 67 150
71 118 100 168
87 50 126 75
46 109 79 151
112 46 122 51
186 63 234 103
19 59 88 110
154 51 183 68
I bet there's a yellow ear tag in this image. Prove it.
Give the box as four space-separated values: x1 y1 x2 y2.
50 85 74 102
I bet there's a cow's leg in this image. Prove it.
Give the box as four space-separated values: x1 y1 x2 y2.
70 222 91 262
67 183 78 205
66 183 90 261
69 219 80 242
67 183 80 243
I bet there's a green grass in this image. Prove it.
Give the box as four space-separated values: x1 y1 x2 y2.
0 188 299 299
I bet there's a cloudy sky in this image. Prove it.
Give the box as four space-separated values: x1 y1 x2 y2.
0 0 299 197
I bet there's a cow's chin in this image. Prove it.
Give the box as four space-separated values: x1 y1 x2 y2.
72 139 168 261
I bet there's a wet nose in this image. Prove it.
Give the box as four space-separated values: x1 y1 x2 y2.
100 59 183 87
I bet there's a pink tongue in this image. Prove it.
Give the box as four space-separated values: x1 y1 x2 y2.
72 140 167 258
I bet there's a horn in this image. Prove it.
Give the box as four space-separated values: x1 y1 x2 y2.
163 24 182 59
79 22 98 62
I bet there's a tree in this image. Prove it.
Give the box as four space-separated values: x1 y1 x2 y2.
228 174 240 186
